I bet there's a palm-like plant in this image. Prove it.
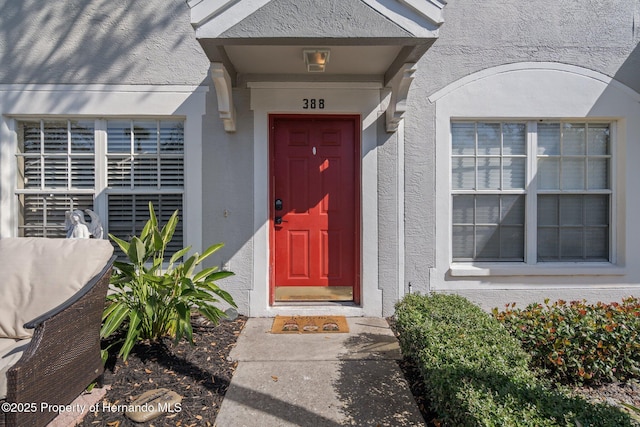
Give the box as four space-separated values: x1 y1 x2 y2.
101 202 236 360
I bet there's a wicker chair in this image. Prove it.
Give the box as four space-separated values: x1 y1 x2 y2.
0 238 115 427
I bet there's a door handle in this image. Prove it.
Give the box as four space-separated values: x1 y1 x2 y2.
274 216 288 225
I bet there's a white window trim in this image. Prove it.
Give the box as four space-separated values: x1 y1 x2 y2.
429 62 640 294
0 84 207 257
449 119 619 275
12 118 187 242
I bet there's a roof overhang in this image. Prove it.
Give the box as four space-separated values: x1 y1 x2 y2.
187 0 446 132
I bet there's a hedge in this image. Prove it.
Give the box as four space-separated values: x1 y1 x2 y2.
394 293 635 427
494 298 640 385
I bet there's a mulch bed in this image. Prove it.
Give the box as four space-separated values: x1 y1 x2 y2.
79 315 246 427
79 315 639 426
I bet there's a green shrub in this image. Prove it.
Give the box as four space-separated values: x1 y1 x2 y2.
101 202 237 361
394 293 635 427
493 297 640 385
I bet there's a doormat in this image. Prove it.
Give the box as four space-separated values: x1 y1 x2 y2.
270 315 349 334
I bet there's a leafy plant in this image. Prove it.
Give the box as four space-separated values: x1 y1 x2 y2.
394 293 635 426
101 202 236 360
494 298 640 385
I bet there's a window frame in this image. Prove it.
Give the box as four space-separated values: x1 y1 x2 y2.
450 120 617 268
13 117 186 248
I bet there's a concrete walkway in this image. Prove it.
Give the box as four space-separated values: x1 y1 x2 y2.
214 317 425 427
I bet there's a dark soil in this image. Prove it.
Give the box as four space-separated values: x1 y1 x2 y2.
79 315 246 427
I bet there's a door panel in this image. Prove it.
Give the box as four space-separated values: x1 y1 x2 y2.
272 116 358 301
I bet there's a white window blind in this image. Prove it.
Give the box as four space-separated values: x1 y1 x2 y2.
15 119 185 255
451 122 527 261
106 120 185 253
107 194 184 256
16 120 95 237
536 123 611 261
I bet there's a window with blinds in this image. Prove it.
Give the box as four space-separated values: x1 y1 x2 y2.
451 121 612 263
536 123 610 261
452 122 526 261
16 120 95 237
15 119 185 255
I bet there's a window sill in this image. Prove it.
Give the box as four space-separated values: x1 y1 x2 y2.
449 263 626 277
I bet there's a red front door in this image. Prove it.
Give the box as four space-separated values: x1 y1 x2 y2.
270 115 359 303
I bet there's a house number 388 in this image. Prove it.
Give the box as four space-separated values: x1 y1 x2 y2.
302 98 324 109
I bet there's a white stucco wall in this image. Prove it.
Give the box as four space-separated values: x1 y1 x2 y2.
0 0 209 85
2 0 640 316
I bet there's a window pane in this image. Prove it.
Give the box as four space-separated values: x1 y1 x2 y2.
538 123 560 155
132 157 158 187
538 195 610 261
476 195 500 224
160 121 184 153
107 121 131 153
500 226 524 259
70 121 95 153
452 225 474 259
70 156 95 188
538 158 559 189
18 193 93 238
560 228 584 259
503 123 526 155
452 195 474 224
22 157 41 189
452 123 475 155
452 157 475 190
475 226 500 259
451 194 524 261
133 121 158 154
107 156 132 187
537 195 558 226
587 159 608 190
501 195 525 225
43 122 68 152
477 157 500 190
43 157 68 188
562 158 585 190
537 228 559 260
160 157 184 187
559 195 583 226
587 124 609 155
22 123 41 153
477 123 501 155
586 228 608 259
585 195 608 225
108 194 183 258
503 157 525 189
562 123 586 155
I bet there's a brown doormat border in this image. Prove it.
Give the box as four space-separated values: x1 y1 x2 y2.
270 315 349 334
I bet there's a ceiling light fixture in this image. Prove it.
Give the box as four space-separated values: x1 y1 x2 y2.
303 49 330 72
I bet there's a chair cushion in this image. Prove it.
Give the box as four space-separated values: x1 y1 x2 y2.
0 238 114 339
0 339 31 399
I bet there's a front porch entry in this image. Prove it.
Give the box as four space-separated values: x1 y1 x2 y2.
270 115 360 304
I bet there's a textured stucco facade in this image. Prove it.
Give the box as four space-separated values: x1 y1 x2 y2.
1 0 639 316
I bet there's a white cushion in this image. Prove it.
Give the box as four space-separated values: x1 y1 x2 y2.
0 339 31 399
0 238 114 339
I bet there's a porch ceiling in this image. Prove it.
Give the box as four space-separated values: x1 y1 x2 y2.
188 0 446 85
187 0 447 132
